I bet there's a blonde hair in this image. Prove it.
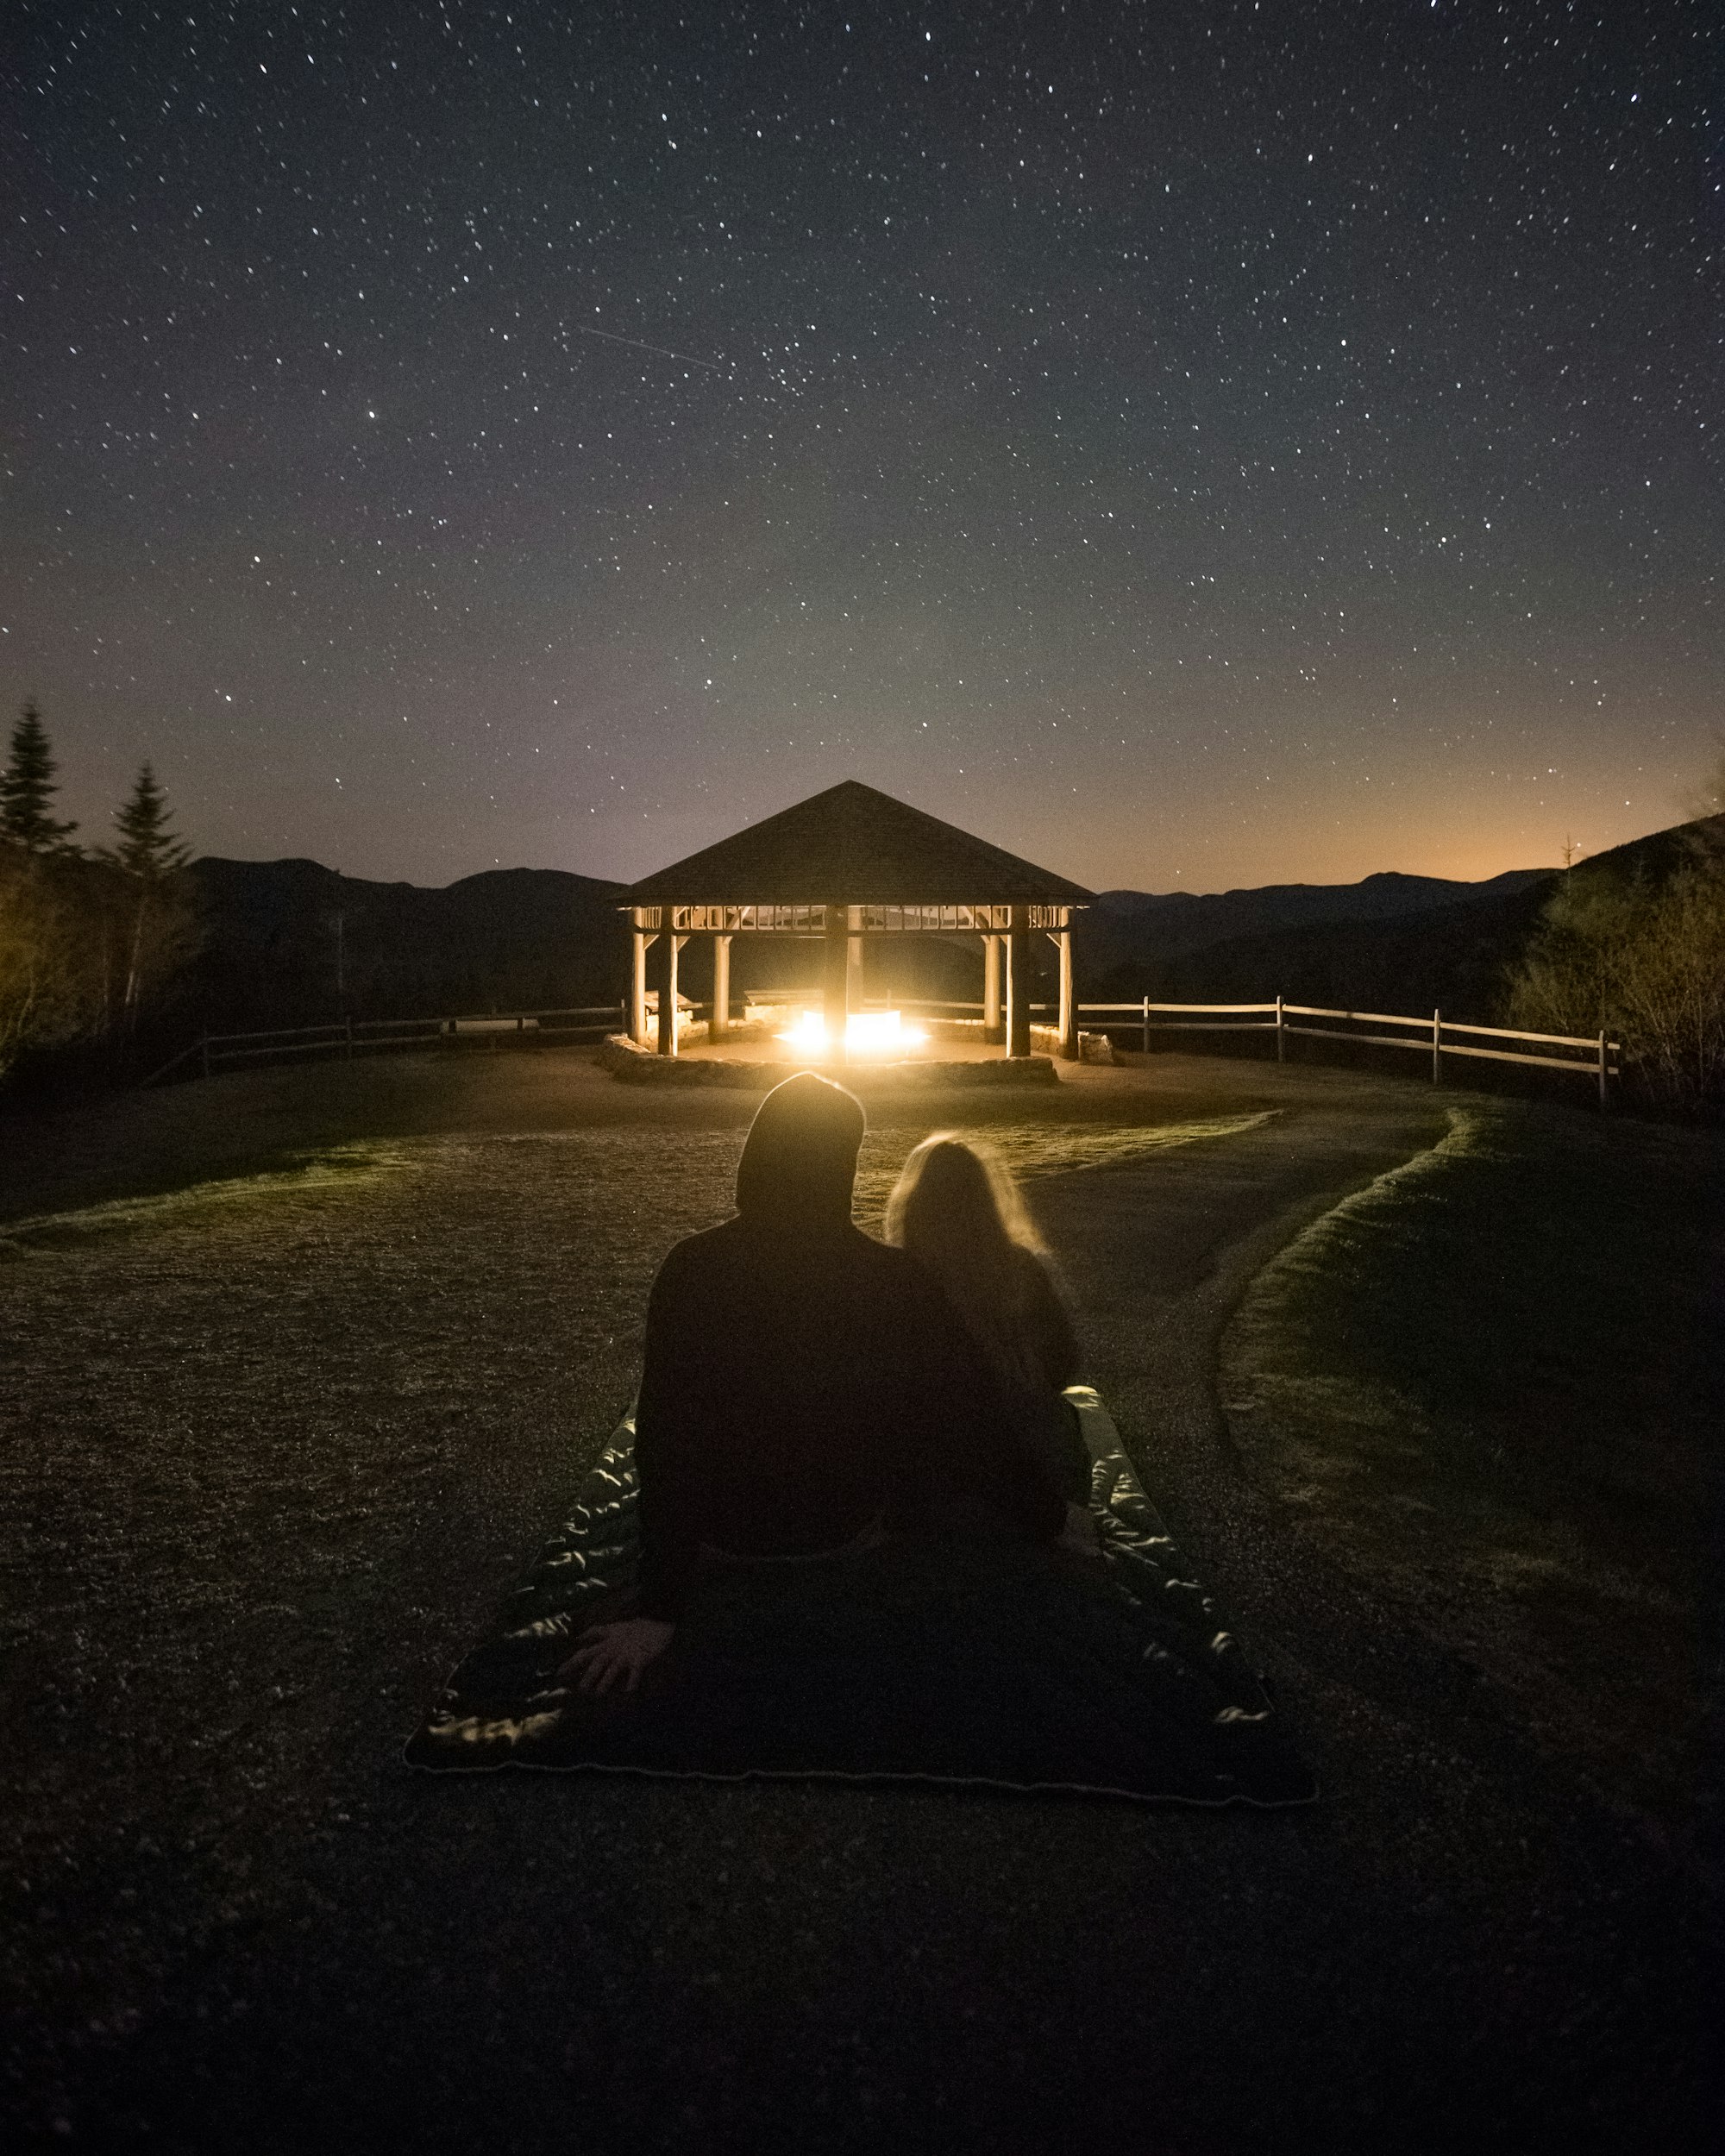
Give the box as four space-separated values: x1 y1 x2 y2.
883 1136 1050 1399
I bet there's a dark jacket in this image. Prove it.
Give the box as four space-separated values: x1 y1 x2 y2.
632 1076 1064 1620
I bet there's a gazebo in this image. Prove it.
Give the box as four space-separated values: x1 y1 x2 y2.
618 780 1094 1062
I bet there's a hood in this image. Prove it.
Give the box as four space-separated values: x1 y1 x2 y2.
735 1071 866 1230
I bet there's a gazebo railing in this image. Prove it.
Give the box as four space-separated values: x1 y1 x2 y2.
656 902 1074 934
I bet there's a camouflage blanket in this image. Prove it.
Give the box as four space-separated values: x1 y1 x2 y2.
405 1389 1316 1808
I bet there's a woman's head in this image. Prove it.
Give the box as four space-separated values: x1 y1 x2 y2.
884 1137 1056 1406
883 1135 1045 1268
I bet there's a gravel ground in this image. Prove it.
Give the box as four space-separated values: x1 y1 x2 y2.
2 1049 1712 2153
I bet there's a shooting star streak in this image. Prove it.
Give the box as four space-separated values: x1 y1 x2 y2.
574 323 726 371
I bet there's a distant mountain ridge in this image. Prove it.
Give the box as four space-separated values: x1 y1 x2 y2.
1082 865 1551 974
193 855 620 898
1079 816 1724 1018
184 814 1720 1035
187 856 624 1027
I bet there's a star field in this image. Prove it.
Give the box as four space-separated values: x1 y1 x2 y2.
2 1 1716 888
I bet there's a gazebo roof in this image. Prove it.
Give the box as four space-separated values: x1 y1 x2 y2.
620 780 1094 906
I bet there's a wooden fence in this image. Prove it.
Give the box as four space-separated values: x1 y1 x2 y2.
143 993 1621 1106
885 995 1618 1105
1085 998 1616 1105
141 1005 625 1087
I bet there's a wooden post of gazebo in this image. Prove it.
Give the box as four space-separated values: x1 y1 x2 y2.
655 924 681 1056
823 899 850 1062
1006 903 1032 1058
1054 926 1077 1059
711 933 731 1041
630 919 653 1045
846 906 864 1014
983 936 1003 1044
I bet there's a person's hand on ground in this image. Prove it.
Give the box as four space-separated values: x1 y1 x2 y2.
1057 1502 1102 1557
557 1617 674 1695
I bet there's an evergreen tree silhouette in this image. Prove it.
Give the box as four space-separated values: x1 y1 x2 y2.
111 762 191 883
0 702 80 853
104 763 194 1026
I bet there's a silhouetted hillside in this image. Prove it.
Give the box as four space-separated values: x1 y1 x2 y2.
1088 881 1558 1017
1078 866 1550 979
1082 816 1725 1020
187 857 625 1029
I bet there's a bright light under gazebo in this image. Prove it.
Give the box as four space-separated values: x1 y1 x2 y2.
776 1007 930 1057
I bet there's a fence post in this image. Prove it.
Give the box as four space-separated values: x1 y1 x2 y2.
1432 1008 1441 1084
1597 1031 1609 1112
1276 994 1284 1062
200 1032 210 1081
1141 995 1151 1056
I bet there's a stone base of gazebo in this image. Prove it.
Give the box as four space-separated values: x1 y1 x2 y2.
935 1019 1118 1066
599 1031 1061 1090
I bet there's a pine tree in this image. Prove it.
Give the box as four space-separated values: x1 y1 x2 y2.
105 763 196 1026
112 761 191 883
0 702 80 854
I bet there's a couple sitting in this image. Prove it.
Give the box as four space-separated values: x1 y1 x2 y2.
561 1071 1098 1699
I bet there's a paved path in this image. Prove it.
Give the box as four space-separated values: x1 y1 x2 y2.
3 1053 1708 2153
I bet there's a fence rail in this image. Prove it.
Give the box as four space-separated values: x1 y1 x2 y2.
891 994 1617 1104
144 992 1622 1106
141 1006 624 1087
1077 995 1619 1106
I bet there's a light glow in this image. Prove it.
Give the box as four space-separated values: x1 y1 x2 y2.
775 1008 929 1056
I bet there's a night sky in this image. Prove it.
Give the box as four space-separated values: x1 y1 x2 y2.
3 2 1716 893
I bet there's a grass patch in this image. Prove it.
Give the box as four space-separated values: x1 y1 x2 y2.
0 1144 417 1257
1223 1102 1723 1828
852 1112 1276 1224
0 1114 1273 1259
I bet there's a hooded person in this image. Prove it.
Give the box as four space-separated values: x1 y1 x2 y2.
561 1072 1066 1696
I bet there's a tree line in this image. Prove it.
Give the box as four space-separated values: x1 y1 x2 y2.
0 704 200 1081
1503 778 1725 1112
